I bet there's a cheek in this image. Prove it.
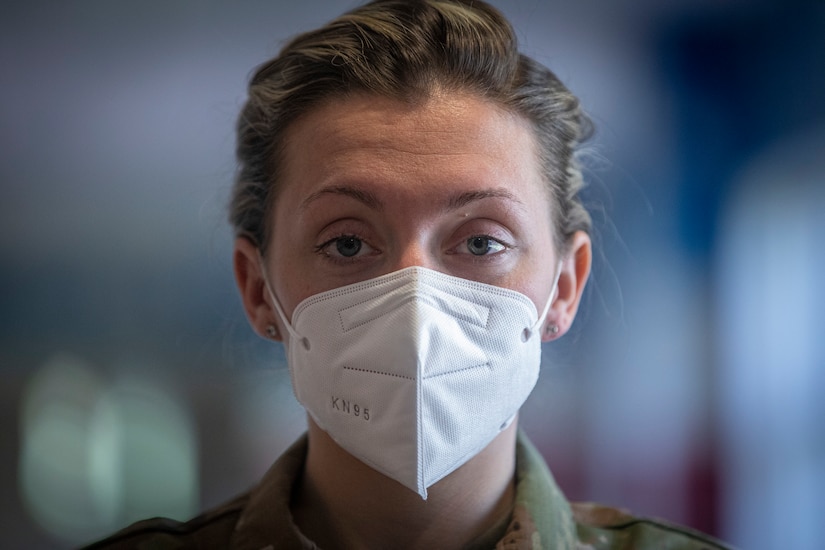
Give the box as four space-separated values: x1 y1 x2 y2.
267 241 314 323
515 260 557 314
517 217 559 311
269 237 321 319
272 276 302 318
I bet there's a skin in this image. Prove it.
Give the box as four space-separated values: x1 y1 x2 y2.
234 91 591 549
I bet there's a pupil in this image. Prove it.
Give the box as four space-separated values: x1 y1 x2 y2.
468 237 489 255
336 237 362 257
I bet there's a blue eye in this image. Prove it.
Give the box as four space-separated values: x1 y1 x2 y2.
316 234 376 262
336 236 362 257
466 236 505 256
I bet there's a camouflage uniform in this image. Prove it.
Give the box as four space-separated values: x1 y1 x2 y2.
83 433 733 549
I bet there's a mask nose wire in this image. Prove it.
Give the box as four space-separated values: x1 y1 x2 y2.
524 260 564 341
257 253 307 348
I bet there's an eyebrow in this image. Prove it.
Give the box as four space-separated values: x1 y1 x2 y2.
300 186 383 211
445 188 525 211
300 185 524 212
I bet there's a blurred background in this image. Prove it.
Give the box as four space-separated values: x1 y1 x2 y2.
2 0 823 548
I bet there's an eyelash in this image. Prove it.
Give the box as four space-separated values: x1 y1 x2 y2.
314 234 372 263
314 232 512 266
465 235 508 254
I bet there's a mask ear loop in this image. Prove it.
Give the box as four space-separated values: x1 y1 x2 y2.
258 253 311 350
523 260 564 342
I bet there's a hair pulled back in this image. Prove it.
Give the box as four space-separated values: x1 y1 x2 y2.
230 0 592 253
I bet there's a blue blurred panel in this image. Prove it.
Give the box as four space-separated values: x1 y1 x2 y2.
716 129 825 550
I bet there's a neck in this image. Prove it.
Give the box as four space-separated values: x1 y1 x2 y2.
292 417 518 550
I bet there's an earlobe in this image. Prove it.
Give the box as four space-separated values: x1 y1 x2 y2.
544 323 560 339
541 231 592 342
233 236 282 341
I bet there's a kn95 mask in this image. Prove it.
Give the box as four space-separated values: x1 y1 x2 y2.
262 265 559 499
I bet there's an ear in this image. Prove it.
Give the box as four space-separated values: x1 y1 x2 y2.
542 230 592 342
233 236 282 341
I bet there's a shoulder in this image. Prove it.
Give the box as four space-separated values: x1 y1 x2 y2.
81 492 249 550
571 502 735 550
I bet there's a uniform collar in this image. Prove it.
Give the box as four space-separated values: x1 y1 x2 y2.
230 431 576 549
231 435 317 549
505 431 577 549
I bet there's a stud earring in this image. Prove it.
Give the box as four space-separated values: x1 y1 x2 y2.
546 324 559 335
266 325 278 338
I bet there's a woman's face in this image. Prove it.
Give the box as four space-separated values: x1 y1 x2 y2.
262 92 565 330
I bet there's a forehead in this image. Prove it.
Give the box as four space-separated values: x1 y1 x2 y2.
277 92 546 204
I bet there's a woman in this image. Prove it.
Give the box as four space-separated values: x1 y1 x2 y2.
86 1 730 548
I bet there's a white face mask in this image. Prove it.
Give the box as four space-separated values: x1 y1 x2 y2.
263 265 560 499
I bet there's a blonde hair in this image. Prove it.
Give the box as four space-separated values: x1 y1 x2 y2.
230 0 592 253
